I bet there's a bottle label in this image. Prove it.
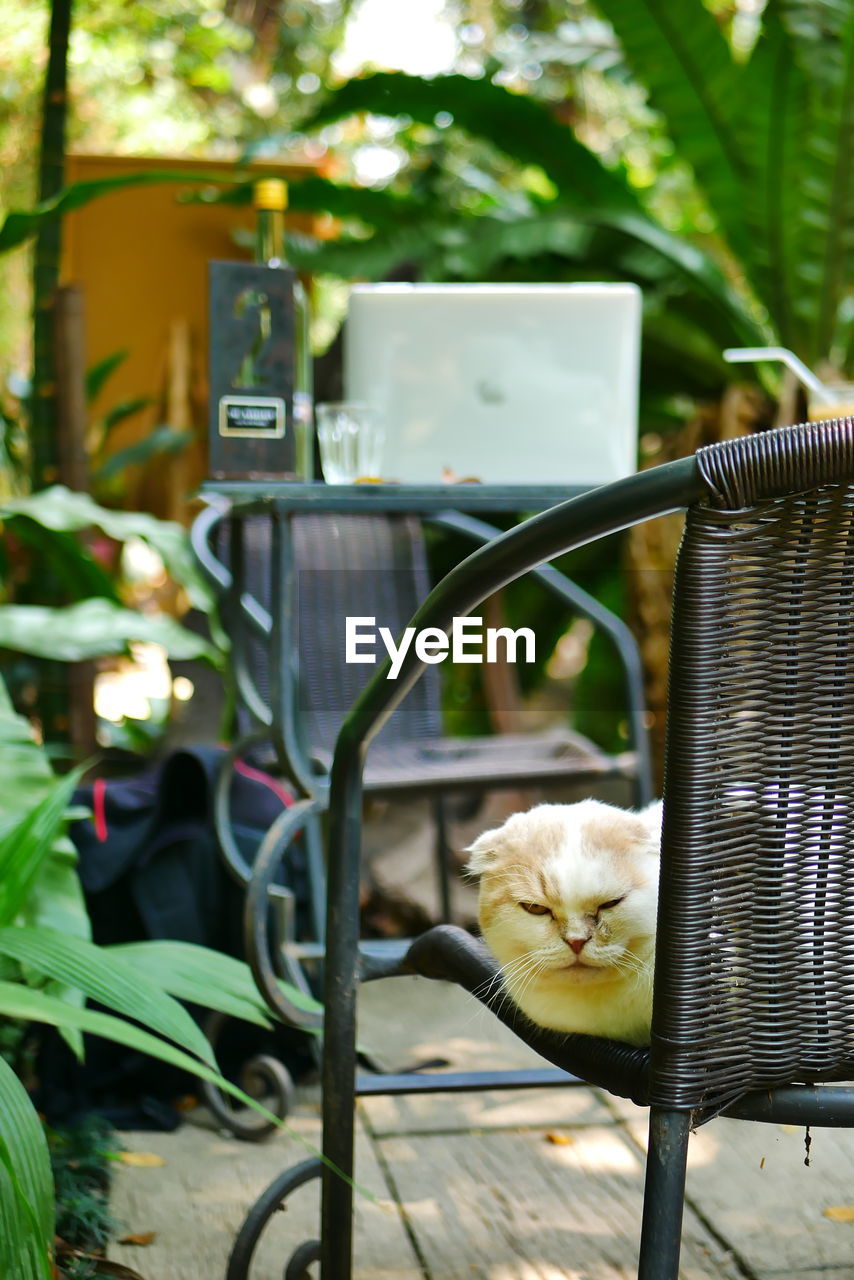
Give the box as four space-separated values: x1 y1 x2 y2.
218 395 285 438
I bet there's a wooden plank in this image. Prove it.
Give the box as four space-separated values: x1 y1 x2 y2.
359 976 554 1074
377 1125 743 1279
358 976 614 1135
762 1273 854 1280
604 1096 854 1276
109 1104 422 1280
684 1120 854 1277
360 1084 612 1140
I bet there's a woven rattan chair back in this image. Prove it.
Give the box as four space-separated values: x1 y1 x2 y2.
652 423 854 1118
290 513 442 758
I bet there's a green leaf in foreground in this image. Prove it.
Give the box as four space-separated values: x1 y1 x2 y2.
0 927 216 1068
0 677 91 942
0 982 367 1200
0 1054 54 1280
0 599 221 664
0 771 81 927
0 980 281 1125
110 940 323 1024
0 485 215 612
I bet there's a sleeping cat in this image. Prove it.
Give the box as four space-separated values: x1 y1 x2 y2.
465 798 662 1046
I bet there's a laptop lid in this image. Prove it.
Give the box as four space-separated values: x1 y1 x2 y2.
343 282 641 487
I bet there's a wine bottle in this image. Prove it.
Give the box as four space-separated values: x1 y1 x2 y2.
252 178 314 481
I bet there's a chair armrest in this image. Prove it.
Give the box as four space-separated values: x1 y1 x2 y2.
334 458 701 770
243 795 326 1032
427 509 653 803
190 499 273 635
191 499 277 732
190 498 232 593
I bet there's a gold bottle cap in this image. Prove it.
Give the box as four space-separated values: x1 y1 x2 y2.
253 178 288 211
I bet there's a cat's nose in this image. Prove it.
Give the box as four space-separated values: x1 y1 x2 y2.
567 936 589 954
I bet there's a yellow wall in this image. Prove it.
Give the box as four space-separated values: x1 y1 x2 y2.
62 154 320 519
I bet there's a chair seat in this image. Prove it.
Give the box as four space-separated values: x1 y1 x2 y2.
403 923 651 1104
314 731 638 796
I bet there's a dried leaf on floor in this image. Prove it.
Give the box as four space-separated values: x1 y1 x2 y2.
118 1151 166 1168
118 1231 157 1246
91 1261 148 1278
823 1206 854 1222
545 1131 573 1145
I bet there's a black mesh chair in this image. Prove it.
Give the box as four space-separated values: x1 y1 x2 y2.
227 419 854 1280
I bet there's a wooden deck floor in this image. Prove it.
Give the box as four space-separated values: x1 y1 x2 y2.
110 977 854 1280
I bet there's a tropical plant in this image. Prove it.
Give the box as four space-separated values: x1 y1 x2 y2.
0 670 321 1278
0 480 228 754
211 1 848 401
266 1 848 755
0 485 221 663
3 2 847 753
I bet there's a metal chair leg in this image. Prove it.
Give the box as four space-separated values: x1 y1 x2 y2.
433 795 454 923
318 771 364 1280
637 1107 692 1280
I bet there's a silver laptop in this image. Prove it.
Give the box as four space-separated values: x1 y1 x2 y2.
343 282 641 487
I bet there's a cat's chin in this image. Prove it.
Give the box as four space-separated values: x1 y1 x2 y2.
548 960 616 983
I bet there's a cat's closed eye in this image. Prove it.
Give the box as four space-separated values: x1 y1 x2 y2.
519 902 552 917
598 897 625 911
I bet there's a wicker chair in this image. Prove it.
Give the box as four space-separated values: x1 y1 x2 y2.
226 419 854 1280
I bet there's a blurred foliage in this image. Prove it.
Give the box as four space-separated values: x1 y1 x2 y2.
0 483 224 756
2 0 850 751
0 0 354 369
48 1117 119 1258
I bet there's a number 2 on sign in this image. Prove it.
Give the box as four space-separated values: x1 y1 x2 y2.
232 287 271 389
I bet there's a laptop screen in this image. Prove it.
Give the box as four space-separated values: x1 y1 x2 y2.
343 282 641 487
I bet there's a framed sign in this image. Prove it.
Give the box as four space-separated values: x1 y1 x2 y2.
208 261 296 479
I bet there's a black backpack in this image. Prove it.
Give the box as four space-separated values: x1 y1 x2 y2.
34 746 316 1129
74 745 310 950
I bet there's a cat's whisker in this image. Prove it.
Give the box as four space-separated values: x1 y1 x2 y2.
470 948 546 1014
471 969 510 1006
500 952 555 1008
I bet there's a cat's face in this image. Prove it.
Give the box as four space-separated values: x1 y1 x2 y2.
466 800 661 990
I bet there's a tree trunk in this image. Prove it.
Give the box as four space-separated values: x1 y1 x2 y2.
31 0 73 490
29 0 75 760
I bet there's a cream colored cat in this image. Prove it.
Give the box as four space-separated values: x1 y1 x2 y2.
465 799 662 1046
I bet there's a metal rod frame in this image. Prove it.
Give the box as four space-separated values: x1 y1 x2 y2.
637 1108 692 1279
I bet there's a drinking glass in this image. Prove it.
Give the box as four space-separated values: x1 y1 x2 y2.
316 402 384 484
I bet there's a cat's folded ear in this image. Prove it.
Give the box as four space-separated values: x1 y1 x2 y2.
641 799 664 838
464 826 506 875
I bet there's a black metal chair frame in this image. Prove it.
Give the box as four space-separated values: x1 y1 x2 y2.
223 419 854 1280
192 498 653 1006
